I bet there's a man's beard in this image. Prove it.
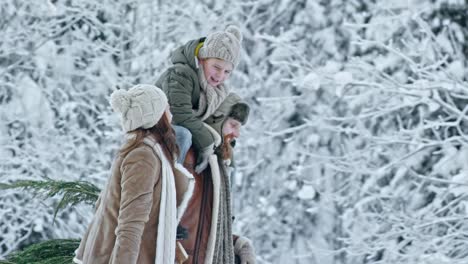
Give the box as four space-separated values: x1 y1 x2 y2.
221 134 236 160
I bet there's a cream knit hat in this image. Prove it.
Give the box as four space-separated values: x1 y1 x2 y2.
198 25 243 67
110 84 168 132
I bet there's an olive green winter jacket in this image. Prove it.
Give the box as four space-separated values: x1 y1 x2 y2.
156 38 214 153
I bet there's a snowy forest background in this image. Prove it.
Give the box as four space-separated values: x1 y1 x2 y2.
1 0 468 263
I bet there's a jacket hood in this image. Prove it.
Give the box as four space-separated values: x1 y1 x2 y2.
205 93 250 137
170 38 203 70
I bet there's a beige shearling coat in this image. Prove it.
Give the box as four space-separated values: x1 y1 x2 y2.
74 138 193 264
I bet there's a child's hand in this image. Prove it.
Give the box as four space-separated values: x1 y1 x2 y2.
195 144 214 173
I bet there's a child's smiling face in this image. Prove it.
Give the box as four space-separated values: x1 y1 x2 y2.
200 58 233 87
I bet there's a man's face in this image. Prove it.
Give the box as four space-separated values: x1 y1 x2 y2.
200 58 233 87
221 118 242 161
222 118 242 139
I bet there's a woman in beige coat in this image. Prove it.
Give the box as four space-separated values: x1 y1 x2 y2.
73 84 194 264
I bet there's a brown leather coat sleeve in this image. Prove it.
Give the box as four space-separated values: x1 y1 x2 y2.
109 147 161 264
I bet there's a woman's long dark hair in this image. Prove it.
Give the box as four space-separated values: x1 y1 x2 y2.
120 113 180 166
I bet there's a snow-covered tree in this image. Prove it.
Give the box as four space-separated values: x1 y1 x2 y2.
233 0 468 263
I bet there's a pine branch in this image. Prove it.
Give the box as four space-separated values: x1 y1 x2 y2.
0 179 100 219
4 239 79 264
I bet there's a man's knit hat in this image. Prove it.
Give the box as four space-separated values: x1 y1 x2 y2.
198 25 243 67
229 101 249 125
110 84 168 132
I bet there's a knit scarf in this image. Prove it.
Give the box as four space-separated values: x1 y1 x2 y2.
194 64 230 121
205 155 235 264
143 138 177 264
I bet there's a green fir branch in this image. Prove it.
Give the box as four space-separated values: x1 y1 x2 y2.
0 179 100 220
4 239 79 264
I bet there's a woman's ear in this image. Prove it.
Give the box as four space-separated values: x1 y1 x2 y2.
164 107 173 123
